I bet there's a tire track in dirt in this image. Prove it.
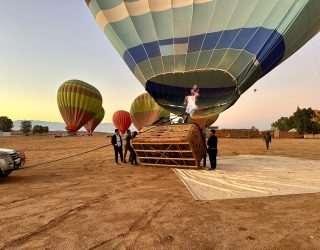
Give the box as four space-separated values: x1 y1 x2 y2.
127 197 174 249
0 193 109 250
1 170 169 211
0 172 171 250
0 182 81 207
89 197 173 250
269 218 320 248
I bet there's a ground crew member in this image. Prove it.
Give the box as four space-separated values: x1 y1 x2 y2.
207 129 218 171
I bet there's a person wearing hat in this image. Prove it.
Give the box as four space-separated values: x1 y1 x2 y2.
207 129 218 170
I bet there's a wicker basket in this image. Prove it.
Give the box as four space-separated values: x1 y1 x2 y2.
132 124 206 168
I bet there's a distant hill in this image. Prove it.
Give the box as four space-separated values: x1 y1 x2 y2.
13 120 136 133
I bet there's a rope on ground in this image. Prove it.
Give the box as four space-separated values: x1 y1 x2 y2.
21 144 109 169
21 115 184 170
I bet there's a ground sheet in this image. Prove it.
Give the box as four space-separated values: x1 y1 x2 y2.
174 155 320 200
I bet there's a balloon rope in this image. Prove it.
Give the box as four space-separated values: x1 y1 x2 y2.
21 115 184 170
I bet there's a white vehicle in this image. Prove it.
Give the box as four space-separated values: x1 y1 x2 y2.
0 148 22 177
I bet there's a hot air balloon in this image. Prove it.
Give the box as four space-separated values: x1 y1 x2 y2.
112 110 132 134
85 0 320 117
188 113 219 128
57 79 103 133
84 107 105 135
130 92 170 131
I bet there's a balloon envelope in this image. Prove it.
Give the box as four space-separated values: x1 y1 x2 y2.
112 110 132 134
57 79 103 133
187 113 219 128
130 92 170 131
84 107 105 134
86 0 320 116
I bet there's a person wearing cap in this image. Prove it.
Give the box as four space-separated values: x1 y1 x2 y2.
207 129 218 171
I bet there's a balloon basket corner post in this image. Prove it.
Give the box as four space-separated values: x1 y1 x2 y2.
132 124 206 169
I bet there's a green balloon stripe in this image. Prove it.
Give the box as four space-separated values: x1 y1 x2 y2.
57 93 102 112
59 81 102 100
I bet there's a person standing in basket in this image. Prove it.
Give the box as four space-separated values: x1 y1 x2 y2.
111 129 124 164
207 129 218 171
123 129 132 163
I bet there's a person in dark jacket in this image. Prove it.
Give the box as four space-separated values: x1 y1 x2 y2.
207 129 218 171
111 129 124 164
263 131 272 150
201 127 207 167
130 131 138 166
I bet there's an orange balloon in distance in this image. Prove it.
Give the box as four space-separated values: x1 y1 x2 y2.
112 110 132 134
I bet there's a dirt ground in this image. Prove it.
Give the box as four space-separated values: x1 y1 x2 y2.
1 136 320 250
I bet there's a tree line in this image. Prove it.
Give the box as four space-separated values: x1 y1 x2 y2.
20 121 49 135
271 107 320 134
0 116 49 135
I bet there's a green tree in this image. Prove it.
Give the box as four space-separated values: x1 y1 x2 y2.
33 125 40 135
311 111 320 133
38 126 44 134
292 107 316 134
44 126 49 134
33 125 47 135
311 122 320 134
32 125 38 135
251 126 258 131
271 116 294 131
20 121 32 135
0 116 14 132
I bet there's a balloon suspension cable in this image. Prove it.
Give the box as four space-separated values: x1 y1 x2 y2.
21 114 185 170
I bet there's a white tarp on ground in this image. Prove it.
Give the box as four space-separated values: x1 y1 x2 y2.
174 155 320 200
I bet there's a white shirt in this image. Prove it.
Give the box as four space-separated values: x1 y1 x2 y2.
116 134 121 147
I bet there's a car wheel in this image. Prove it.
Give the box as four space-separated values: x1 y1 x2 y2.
1 170 11 177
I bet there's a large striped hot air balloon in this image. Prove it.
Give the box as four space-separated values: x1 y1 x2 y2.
130 92 170 131
112 110 132 134
85 0 320 117
57 79 103 133
84 107 105 134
